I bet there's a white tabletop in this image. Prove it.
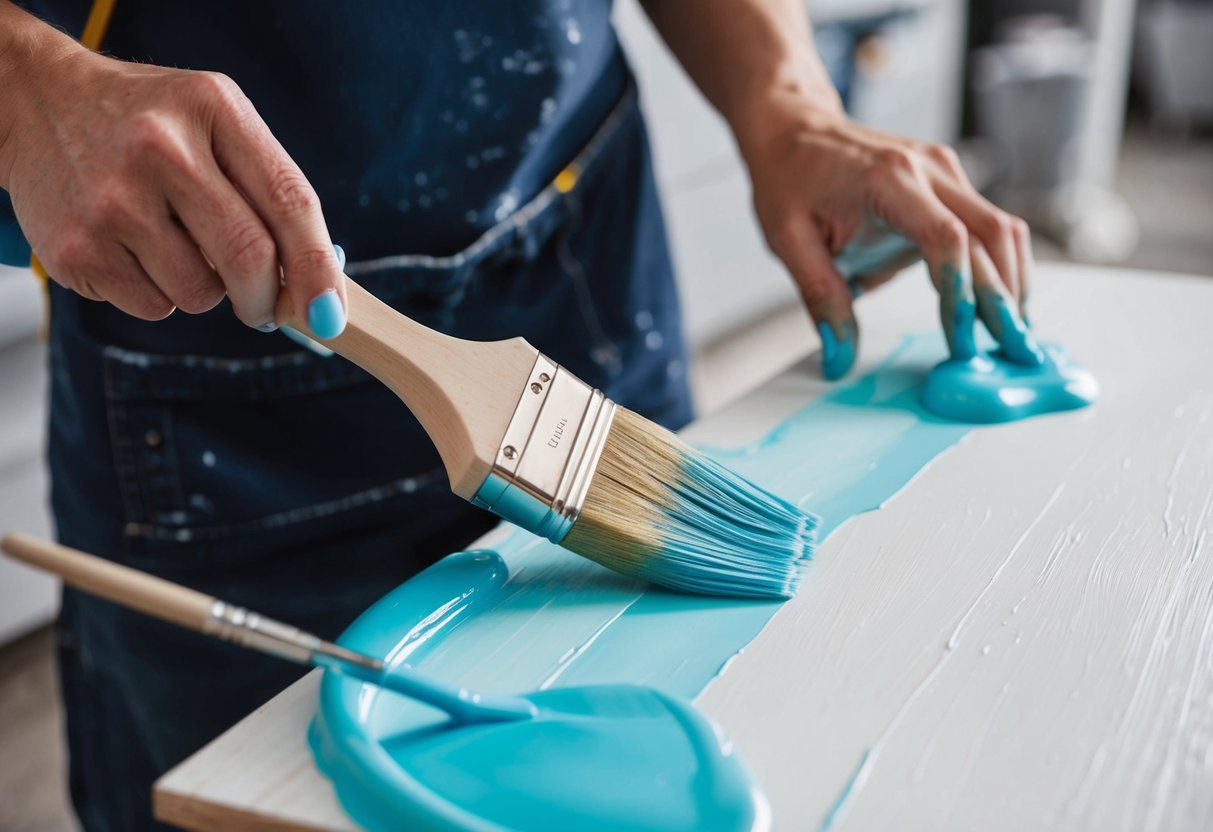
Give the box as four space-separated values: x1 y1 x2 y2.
155 262 1213 831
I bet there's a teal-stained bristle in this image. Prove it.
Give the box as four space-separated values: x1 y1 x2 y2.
645 449 817 598
560 408 818 599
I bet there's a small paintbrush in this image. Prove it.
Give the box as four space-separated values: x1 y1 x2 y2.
295 276 816 599
0 533 534 723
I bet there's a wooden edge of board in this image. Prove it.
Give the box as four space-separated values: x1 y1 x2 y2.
153 789 328 832
153 671 349 832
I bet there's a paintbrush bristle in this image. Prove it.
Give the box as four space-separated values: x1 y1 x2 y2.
561 408 817 599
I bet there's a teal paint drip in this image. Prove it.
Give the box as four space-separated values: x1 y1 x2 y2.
310 331 1097 831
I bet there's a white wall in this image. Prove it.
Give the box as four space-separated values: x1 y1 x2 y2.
0 267 57 645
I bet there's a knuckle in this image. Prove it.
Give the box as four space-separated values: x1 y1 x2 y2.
266 168 320 218
875 147 920 177
1011 216 1031 242
134 292 176 321
933 217 968 251
124 111 194 172
126 111 179 154
82 180 135 229
799 277 834 307
189 71 243 109
175 281 225 314
927 143 961 170
49 232 93 278
984 210 1013 239
284 245 335 278
224 223 277 278
762 214 801 256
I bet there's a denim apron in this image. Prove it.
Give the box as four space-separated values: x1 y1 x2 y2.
22 5 692 829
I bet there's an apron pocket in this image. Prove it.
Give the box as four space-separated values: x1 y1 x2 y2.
101 344 448 566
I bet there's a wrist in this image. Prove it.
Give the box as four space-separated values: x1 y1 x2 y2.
0 5 87 188
727 67 846 166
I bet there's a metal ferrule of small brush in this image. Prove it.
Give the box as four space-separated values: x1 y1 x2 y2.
471 355 616 543
203 601 383 674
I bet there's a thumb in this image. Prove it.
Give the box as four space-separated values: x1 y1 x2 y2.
770 217 858 381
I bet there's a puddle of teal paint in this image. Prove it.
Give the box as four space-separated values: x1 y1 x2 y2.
309 550 769 832
310 331 1096 831
922 343 1097 423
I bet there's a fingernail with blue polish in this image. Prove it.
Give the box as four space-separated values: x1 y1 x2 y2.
307 289 346 340
254 321 279 333
818 320 856 381
995 296 1044 366
333 244 346 271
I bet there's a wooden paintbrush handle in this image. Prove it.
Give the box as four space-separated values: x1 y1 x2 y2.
294 276 539 498
0 532 215 631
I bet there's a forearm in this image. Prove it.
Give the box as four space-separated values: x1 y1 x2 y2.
0 1 84 187
639 0 843 158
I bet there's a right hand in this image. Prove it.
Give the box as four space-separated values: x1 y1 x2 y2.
0 42 346 336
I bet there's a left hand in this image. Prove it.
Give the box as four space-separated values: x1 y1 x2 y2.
740 101 1041 380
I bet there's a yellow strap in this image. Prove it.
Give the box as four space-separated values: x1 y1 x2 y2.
32 0 115 333
80 0 117 51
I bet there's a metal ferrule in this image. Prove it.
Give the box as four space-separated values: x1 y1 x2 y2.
471 355 617 543
203 601 383 674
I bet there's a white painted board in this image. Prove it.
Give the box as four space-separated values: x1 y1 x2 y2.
155 262 1213 831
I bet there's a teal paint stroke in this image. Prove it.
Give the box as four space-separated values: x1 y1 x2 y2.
310 331 1096 831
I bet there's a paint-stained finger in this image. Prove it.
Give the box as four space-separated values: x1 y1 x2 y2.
866 161 975 359
971 239 1042 367
932 177 1020 302
768 215 858 380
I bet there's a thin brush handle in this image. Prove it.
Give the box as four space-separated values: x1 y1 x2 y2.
293 277 539 498
1 532 215 630
0 533 535 724
0 532 372 670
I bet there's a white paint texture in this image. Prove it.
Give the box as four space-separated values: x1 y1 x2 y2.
697 265 1213 830
156 264 1213 831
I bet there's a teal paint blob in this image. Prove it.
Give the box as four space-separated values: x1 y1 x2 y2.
921 343 1098 424
309 331 1095 831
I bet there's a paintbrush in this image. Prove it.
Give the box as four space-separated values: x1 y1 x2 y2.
295 276 815 599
